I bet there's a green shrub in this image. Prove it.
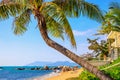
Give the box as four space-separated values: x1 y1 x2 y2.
80 58 120 80
104 67 120 80
68 58 120 80
79 70 99 80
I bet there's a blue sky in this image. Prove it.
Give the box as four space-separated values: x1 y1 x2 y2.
0 0 120 66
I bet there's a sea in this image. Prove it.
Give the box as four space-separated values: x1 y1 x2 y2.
0 66 53 80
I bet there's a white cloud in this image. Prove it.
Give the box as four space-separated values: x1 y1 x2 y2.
99 35 107 40
73 29 94 36
72 43 91 55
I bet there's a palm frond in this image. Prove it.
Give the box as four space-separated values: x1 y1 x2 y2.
66 0 80 17
81 2 103 22
0 2 23 20
32 0 44 8
53 0 81 17
53 0 103 22
112 26 120 32
109 2 120 9
41 2 76 47
98 2 120 35
10 0 29 5
0 4 9 19
11 0 44 9
45 14 64 40
13 9 31 35
109 2 120 21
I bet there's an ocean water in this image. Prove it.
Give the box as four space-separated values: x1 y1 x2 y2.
0 66 53 80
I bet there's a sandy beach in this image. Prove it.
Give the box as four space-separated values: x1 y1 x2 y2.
32 68 83 80
29 72 60 80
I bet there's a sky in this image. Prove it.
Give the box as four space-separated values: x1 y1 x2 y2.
0 0 120 66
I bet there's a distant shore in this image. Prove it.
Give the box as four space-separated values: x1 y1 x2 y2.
32 68 83 80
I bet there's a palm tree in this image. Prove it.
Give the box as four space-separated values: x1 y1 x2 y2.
98 2 120 35
98 2 120 61
0 0 113 80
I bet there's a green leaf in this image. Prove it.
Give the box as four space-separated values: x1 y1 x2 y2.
81 2 103 22
0 2 23 20
46 14 64 40
13 9 31 35
53 0 103 22
41 2 76 47
98 2 120 35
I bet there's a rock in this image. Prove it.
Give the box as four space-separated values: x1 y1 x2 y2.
58 66 63 70
0 67 3 70
72 66 79 71
17 68 25 70
44 66 49 70
30 67 41 70
31 67 36 70
52 66 62 73
52 66 61 70
61 66 71 72
36 67 41 70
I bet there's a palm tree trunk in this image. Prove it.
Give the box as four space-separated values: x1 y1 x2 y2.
35 11 113 80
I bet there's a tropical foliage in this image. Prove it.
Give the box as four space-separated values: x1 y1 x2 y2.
0 0 104 47
87 38 100 54
0 0 113 79
53 0 103 22
0 0 76 46
67 57 120 80
98 2 120 35
87 38 108 60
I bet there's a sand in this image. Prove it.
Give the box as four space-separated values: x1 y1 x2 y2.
29 68 83 80
32 68 83 80
28 72 59 80
46 68 83 80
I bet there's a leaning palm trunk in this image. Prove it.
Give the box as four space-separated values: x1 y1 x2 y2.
35 10 113 80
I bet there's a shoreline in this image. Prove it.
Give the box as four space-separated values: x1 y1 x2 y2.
27 71 60 80
32 68 83 80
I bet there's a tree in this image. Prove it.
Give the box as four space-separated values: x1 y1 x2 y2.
87 38 108 60
98 2 120 35
100 40 109 60
98 2 120 61
87 38 100 54
0 0 113 80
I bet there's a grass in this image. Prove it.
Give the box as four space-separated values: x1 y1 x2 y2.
67 57 120 80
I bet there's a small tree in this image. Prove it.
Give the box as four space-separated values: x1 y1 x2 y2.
87 38 108 60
